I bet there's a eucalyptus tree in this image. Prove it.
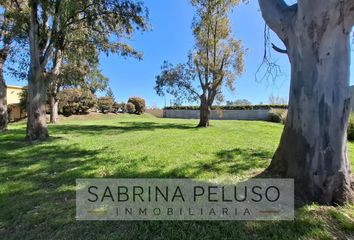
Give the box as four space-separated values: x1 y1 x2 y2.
48 57 109 123
0 0 27 132
27 0 148 140
259 0 354 205
156 0 244 127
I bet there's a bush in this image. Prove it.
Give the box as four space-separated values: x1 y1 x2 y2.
58 88 96 116
126 102 136 114
128 97 146 114
19 88 28 112
348 114 354 141
97 97 114 114
268 108 288 124
114 102 126 113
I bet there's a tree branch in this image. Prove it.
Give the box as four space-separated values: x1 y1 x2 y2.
258 0 297 40
271 43 287 54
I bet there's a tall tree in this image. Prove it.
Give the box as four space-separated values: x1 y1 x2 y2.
156 0 245 127
27 0 148 140
259 0 354 205
48 59 92 124
0 0 27 132
106 87 115 102
48 40 100 124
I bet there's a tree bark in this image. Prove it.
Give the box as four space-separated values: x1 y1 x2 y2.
260 0 354 205
26 70 49 141
26 0 49 141
49 94 59 124
48 46 63 124
198 95 210 127
0 59 8 133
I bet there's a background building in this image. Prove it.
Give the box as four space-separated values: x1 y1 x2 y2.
7 85 26 122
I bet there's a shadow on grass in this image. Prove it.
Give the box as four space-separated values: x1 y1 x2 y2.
161 148 272 179
50 121 196 136
0 125 349 240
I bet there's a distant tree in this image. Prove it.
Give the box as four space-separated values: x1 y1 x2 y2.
84 65 109 95
268 95 287 105
128 97 146 114
97 97 114 114
156 0 245 127
226 99 252 106
106 87 115 102
126 102 135 114
58 88 96 116
19 87 28 112
48 59 109 124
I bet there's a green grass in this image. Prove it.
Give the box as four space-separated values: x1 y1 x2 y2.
0 113 353 240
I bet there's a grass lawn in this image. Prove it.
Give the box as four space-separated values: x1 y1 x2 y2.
0 114 353 240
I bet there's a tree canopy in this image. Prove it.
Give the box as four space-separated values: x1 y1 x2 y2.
156 0 245 127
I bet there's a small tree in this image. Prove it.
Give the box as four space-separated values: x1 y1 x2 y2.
268 95 287 105
97 97 114 114
155 0 245 127
106 87 115 102
58 88 96 116
126 102 136 114
128 97 146 115
19 88 28 112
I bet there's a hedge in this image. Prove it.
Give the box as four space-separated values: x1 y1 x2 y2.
164 105 288 111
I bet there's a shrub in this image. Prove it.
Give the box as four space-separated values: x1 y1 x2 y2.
128 97 146 114
97 97 114 114
19 88 28 112
126 102 136 114
114 102 126 113
348 113 354 141
268 108 288 124
58 88 96 116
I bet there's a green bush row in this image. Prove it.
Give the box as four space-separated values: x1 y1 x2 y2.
164 105 288 111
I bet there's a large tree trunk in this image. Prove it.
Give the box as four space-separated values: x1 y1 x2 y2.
0 59 8 133
26 70 49 141
26 0 49 141
198 95 210 127
259 0 354 205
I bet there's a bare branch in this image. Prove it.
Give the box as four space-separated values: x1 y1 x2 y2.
40 41 53 67
195 60 204 90
258 0 297 40
255 25 284 84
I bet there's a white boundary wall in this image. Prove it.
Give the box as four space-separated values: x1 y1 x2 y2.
164 109 270 121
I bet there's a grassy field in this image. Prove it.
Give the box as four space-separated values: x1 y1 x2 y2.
0 114 353 240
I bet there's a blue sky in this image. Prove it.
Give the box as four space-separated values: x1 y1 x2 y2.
7 0 354 107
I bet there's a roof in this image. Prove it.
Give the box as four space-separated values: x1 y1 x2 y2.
7 85 26 90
